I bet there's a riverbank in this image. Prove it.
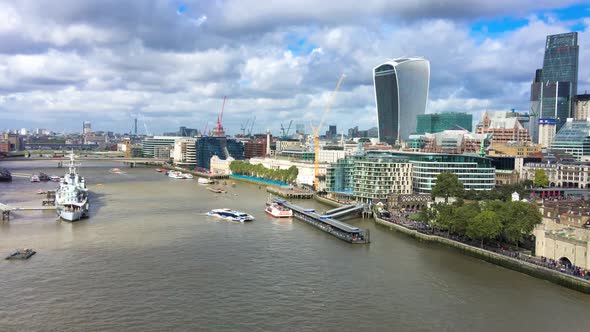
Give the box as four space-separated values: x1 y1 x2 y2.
373 215 590 294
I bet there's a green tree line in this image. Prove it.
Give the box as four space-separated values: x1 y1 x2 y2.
229 161 298 184
420 172 542 248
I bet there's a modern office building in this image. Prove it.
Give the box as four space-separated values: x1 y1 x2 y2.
416 112 472 134
195 136 244 170
575 94 590 120
244 139 267 159
538 118 557 148
549 118 590 161
408 130 489 154
173 138 197 167
373 57 430 144
141 136 179 158
389 151 496 193
530 32 579 134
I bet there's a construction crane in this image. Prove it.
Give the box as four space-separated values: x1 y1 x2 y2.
214 96 227 137
248 115 256 136
240 118 250 136
310 74 345 190
280 120 293 139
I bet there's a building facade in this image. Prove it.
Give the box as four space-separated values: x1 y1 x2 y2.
522 161 590 189
141 136 179 158
476 111 531 144
575 94 590 120
549 118 590 161
373 57 430 144
416 112 472 134
195 136 244 170
538 118 557 148
173 138 197 167
326 150 413 202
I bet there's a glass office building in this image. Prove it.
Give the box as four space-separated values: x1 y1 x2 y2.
416 112 472 134
530 32 579 132
550 119 590 161
195 137 244 170
373 58 430 145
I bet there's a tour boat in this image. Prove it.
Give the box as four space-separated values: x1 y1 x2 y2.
265 202 293 218
207 208 254 222
207 187 226 194
197 177 214 185
30 175 40 183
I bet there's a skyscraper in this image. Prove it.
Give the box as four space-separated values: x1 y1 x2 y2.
373 57 430 145
530 32 579 136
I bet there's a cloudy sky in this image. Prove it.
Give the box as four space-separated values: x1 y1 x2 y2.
0 0 588 135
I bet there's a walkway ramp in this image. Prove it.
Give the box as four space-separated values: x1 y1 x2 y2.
327 204 366 219
325 204 357 215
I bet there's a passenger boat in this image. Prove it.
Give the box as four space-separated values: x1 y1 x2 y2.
265 202 293 218
182 173 194 179
207 187 226 194
207 208 254 222
49 175 61 182
168 171 184 179
197 177 214 185
5 248 36 260
30 175 40 182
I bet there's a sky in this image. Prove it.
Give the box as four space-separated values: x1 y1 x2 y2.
0 0 589 136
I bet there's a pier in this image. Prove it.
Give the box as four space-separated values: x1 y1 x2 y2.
273 198 370 244
266 186 314 199
1 203 56 221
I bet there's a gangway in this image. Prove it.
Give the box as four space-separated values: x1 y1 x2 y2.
325 204 357 215
327 204 366 219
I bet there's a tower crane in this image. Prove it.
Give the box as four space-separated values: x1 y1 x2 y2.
215 96 227 137
280 120 293 139
310 74 345 191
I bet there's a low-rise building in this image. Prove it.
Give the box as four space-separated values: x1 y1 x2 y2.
488 142 541 157
522 161 590 189
210 155 233 175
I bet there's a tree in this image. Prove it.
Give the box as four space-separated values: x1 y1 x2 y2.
466 210 502 248
534 169 549 188
501 201 542 247
453 202 480 236
432 172 465 203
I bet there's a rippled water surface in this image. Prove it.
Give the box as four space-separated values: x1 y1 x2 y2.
1 160 590 332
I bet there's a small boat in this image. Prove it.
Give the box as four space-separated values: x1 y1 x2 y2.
36 189 47 195
182 173 194 179
168 171 184 179
198 177 214 185
110 168 121 174
265 202 293 218
49 175 61 182
5 248 36 260
207 187 226 194
155 168 164 172
207 208 254 222
38 172 50 181
30 175 40 183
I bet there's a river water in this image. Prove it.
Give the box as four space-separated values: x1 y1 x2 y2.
1 160 589 332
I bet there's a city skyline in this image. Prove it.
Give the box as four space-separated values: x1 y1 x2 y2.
0 1 589 135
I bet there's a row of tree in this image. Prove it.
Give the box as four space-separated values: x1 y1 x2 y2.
422 173 542 247
229 161 298 184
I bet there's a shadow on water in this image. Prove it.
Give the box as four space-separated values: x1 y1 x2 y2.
88 191 107 217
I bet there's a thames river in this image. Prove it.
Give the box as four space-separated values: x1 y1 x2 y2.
1 160 590 332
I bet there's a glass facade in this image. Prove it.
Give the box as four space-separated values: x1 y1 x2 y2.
539 32 579 131
195 137 244 170
416 112 472 134
141 136 177 158
374 58 430 145
550 119 590 161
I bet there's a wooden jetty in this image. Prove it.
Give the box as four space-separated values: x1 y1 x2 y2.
267 186 314 199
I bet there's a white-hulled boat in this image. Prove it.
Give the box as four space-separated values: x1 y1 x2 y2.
49 175 61 182
168 171 184 179
182 173 194 179
197 177 214 185
55 153 89 222
30 175 40 183
207 208 254 222
265 203 293 218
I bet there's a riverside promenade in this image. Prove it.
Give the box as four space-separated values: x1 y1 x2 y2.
374 212 590 294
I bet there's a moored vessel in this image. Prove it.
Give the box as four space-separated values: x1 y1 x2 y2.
30 174 40 182
5 248 36 260
182 173 194 179
207 208 254 222
49 175 61 182
265 202 293 218
197 177 214 185
55 153 89 222
168 171 184 179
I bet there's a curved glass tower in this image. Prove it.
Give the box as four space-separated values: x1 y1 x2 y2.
373 58 430 145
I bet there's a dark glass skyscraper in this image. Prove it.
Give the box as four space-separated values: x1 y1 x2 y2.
373 58 430 145
531 32 579 135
